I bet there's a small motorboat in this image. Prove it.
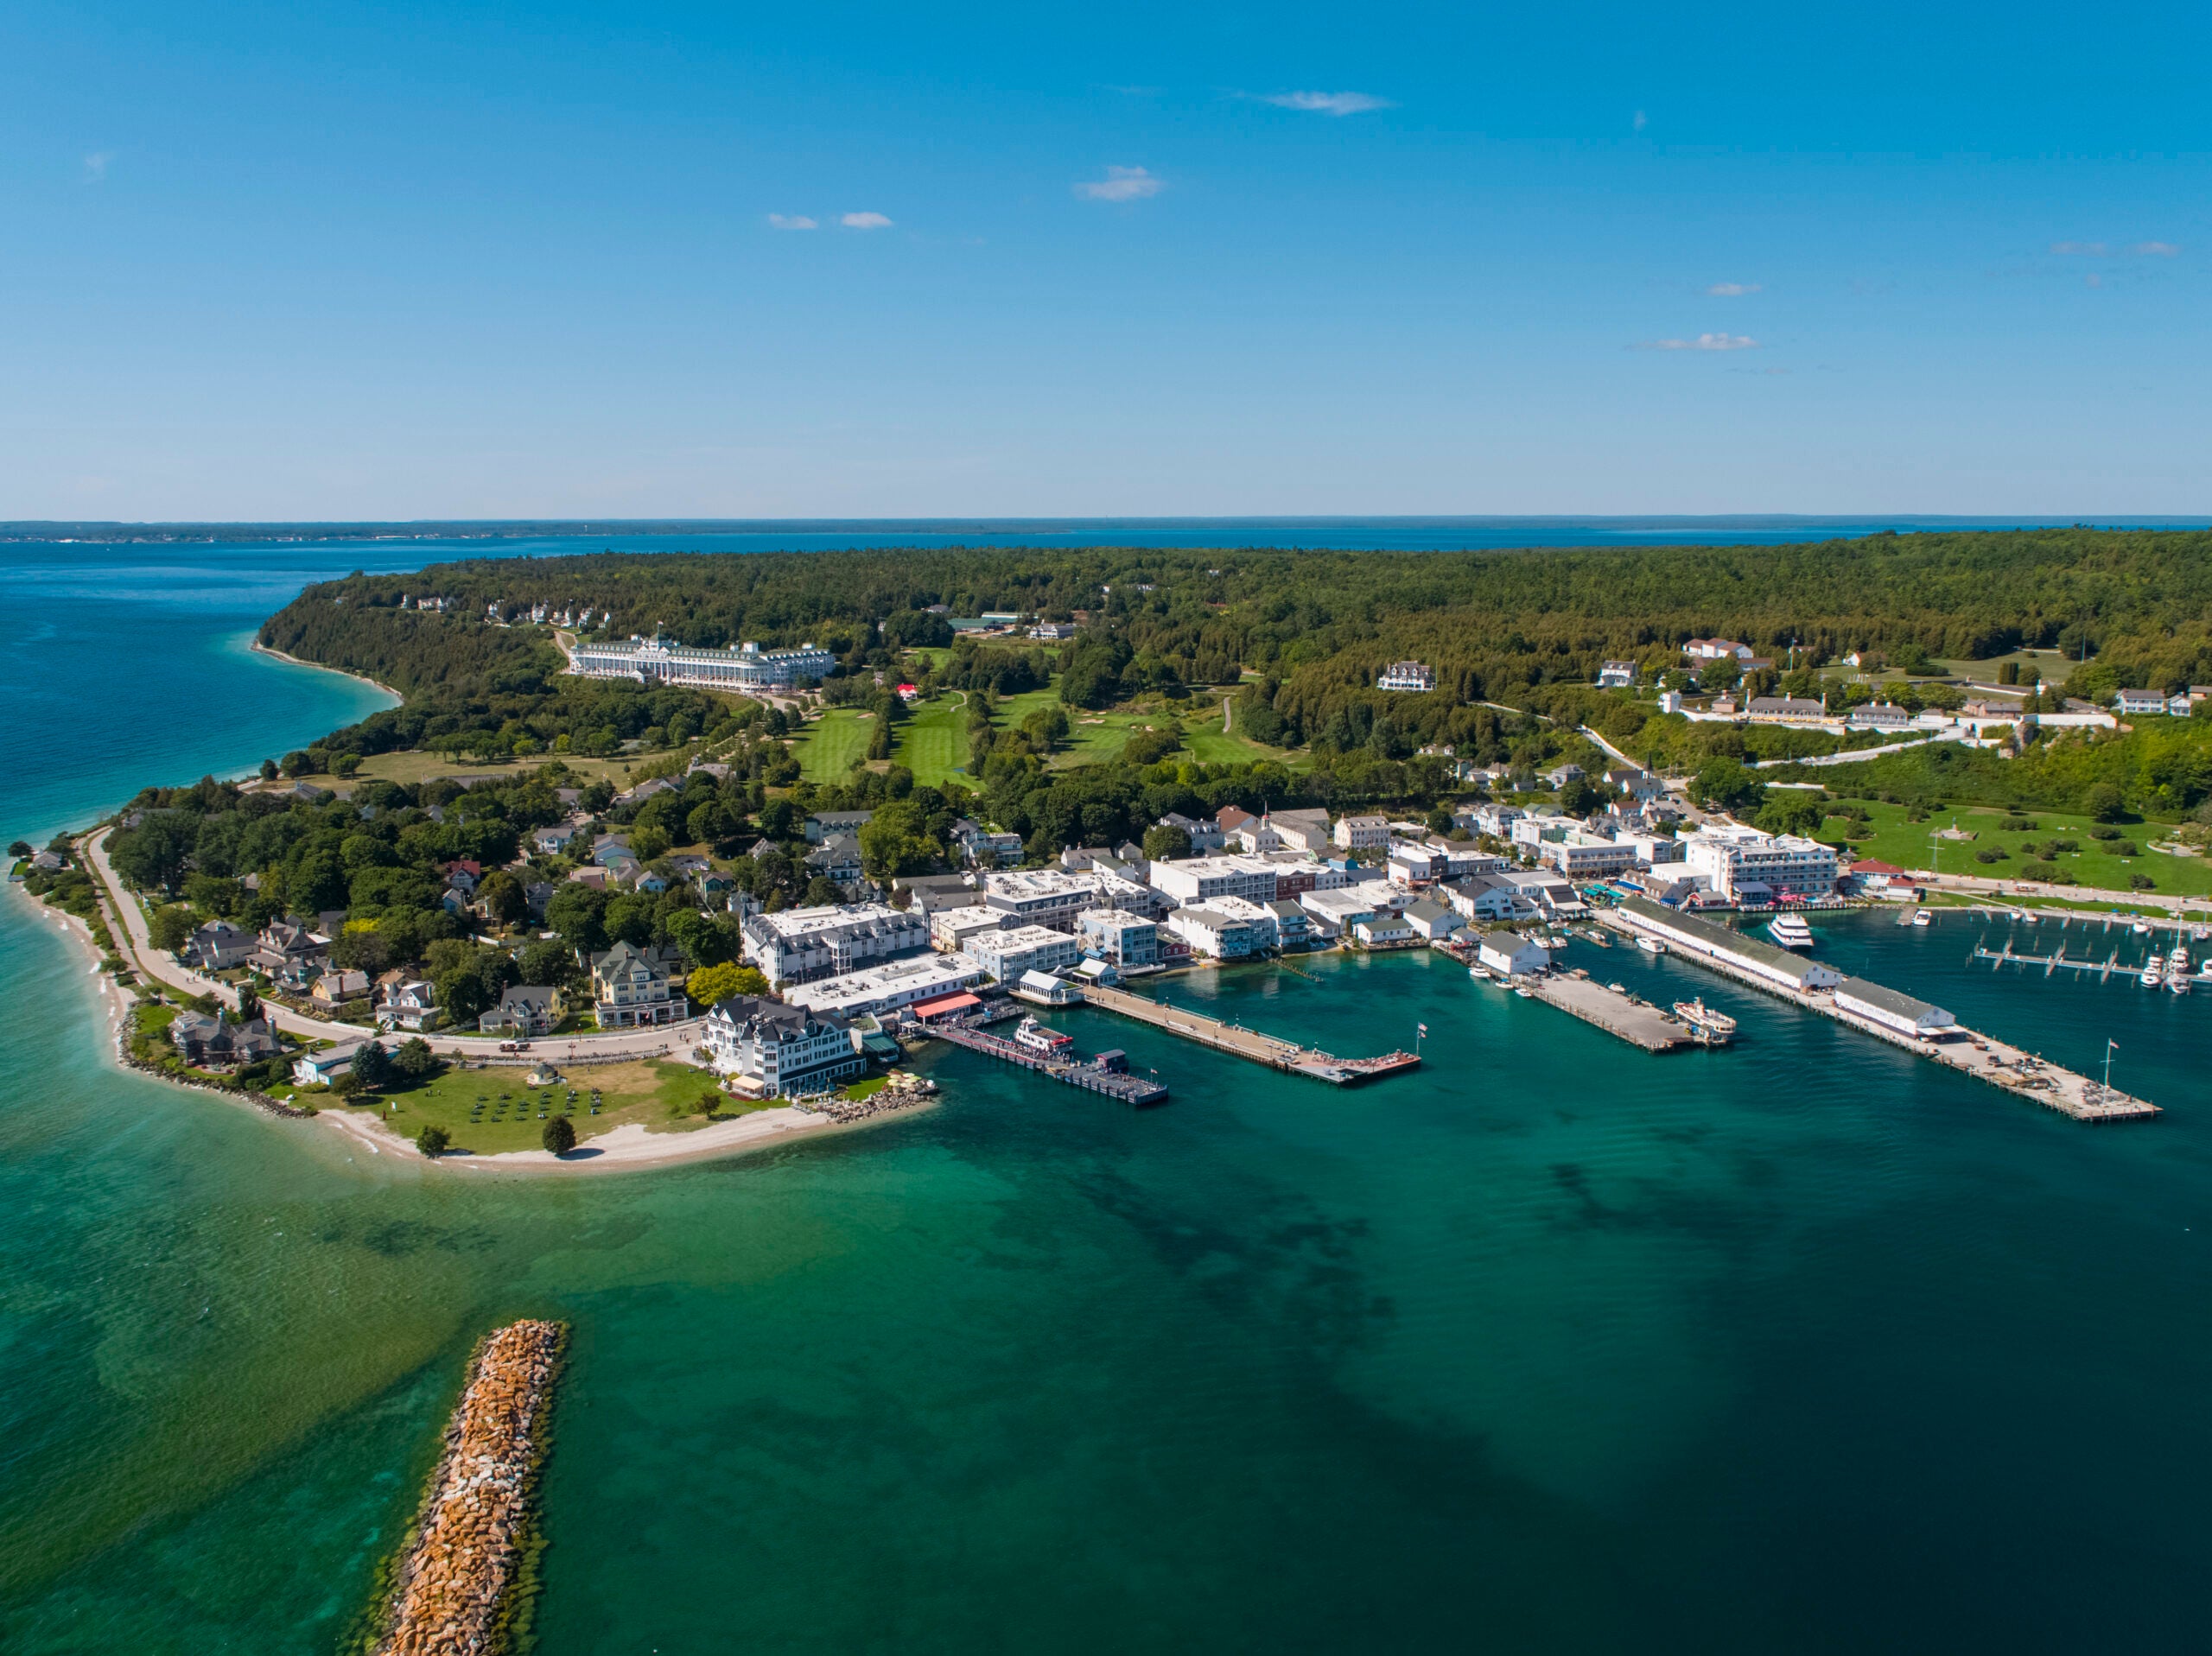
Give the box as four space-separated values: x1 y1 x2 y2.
1910 910 1933 928
2132 918 2152 936
2139 961 2164 989
1514 986 1534 999
1636 936 1668 955
1606 981 1627 994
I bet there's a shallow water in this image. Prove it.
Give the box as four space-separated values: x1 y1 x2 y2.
3 540 2209 1653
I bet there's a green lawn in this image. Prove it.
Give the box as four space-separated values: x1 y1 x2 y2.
791 707 876 781
1182 698 1300 766
1815 797 2212 899
893 694 972 786
1059 707 1178 765
323 1056 769 1155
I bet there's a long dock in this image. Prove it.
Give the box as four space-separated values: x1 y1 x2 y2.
1076 983 1420 1085
1599 909 2159 1122
930 1021 1170 1104
1527 970 1695 1052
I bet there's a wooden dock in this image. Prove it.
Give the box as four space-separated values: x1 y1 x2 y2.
1076 983 1420 1085
1597 910 2160 1123
929 1022 1169 1104
1527 970 1696 1053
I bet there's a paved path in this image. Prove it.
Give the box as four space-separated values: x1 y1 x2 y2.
84 828 709 1061
1914 868 2212 918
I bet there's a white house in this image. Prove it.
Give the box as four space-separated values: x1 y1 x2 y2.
1332 814 1391 851
1209 894 1282 951
1402 898 1463 942
1598 660 1637 689
293 1042 367 1086
741 903 928 985
1376 661 1435 693
1352 913 1416 948
2113 688 2171 715
1444 874 1528 923
1477 930 1550 977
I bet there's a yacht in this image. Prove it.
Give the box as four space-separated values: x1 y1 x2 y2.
2168 943 2190 975
1636 936 1668 955
1766 914 1815 949
2139 959 2164 989
1672 999 1738 1044
1012 1016 1075 1056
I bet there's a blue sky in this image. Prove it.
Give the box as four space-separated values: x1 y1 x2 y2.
3 0 2208 517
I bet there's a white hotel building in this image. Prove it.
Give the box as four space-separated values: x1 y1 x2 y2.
1146 854 1280 907
1683 824 1838 904
570 632 838 690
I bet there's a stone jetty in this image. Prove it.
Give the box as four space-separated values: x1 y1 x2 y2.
372 1318 568 1656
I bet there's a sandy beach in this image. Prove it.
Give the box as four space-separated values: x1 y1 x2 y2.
249 638 403 701
313 1091 936 1174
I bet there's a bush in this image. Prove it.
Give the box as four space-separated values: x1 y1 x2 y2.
416 1125 451 1156
2085 784 2126 822
2129 872 2157 891
1974 847 2009 864
543 1114 576 1153
2020 860 2060 880
2113 840 2140 858
2088 823 2120 841
2002 817 2039 833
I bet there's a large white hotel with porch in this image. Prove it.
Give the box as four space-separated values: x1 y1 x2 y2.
569 632 838 690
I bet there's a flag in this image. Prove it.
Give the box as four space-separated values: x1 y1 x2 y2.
1417 1023 1428 1037
2108 1038 2120 1050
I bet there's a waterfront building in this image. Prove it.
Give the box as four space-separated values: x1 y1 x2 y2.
569 632 837 689
1682 824 1838 904
702 994 862 1094
1352 913 1416 947
169 1009 282 1067
964 924 1084 983
1263 898 1311 949
478 985 564 1037
1402 898 1463 942
1300 886 1386 933
739 903 926 985
1834 978 1956 1039
783 954 989 1021
1478 930 1550 977
1077 909 1160 968
182 918 255 970
1167 905 1268 960
1209 894 1282 951
292 1041 367 1086
1443 874 1528 923
931 906 1011 953
982 867 1121 931
1614 897 1843 991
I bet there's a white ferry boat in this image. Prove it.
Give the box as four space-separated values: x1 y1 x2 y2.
1012 1016 1075 1056
1766 914 1815 949
1636 936 1668 955
1672 998 1738 1044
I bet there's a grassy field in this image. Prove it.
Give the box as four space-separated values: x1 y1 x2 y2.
1816 797 2212 898
893 694 972 786
327 1056 765 1155
1182 697 1301 766
791 707 877 781
1060 707 1178 765
292 752 641 792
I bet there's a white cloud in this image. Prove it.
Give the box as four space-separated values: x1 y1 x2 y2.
1640 333 1760 352
82 150 111 183
1633 109 1648 131
2050 240 2107 256
1075 166 1163 202
766 213 818 231
1707 282 1761 296
2133 240 2180 257
840 212 893 229
1263 90 1393 116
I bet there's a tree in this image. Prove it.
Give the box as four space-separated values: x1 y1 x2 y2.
477 869 528 926
630 823 673 863
1756 790 1825 837
236 984 261 1024
150 904 196 955
416 1125 451 1157
2129 872 2157 891
684 960 766 1008
8 840 30 860
542 1114 576 1154
2085 783 2126 822
1689 759 1767 815
351 1039 395 1091
1142 824 1191 861
698 1088 721 1119
394 1037 439 1080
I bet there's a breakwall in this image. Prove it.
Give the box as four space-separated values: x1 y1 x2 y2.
372 1318 569 1656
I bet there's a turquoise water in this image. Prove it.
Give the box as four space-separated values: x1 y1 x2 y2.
3 542 2211 1653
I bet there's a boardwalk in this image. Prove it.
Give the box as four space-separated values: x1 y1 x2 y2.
1077 983 1420 1085
1599 909 2159 1122
930 1022 1169 1104
1527 972 1695 1052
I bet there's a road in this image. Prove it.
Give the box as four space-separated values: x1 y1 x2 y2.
84 828 709 1061
1913 866 2212 918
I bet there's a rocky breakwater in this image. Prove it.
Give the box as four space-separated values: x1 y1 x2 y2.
372 1319 569 1656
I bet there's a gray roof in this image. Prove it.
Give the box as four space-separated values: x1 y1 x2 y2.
1618 896 1828 983
1403 897 1452 924
1835 976 1950 1023
709 992 848 1036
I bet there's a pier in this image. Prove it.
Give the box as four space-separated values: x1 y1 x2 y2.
929 1022 1170 1104
1075 983 1420 1085
1527 970 1695 1053
1599 908 2159 1122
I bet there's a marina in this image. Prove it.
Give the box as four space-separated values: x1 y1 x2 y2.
1602 901 2161 1122
1074 981 1421 1085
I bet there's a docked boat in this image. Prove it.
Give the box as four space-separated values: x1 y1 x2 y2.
1012 1016 1075 1056
2132 918 2152 936
1468 964 1492 982
1636 936 1668 955
2139 960 2164 989
1514 986 1534 999
1766 913 1815 949
1606 981 1627 994
1910 909 1933 928
1672 999 1738 1044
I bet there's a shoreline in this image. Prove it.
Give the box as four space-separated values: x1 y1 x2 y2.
248 638 404 703
314 1089 938 1174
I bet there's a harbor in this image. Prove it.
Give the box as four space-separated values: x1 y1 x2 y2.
928 1017 1171 1105
1602 900 2161 1123
1522 969 1698 1053
1074 982 1421 1085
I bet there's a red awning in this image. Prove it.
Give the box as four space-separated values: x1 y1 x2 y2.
910 993 982 1019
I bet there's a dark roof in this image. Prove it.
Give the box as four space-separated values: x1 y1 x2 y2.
1835 976 1950 1023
